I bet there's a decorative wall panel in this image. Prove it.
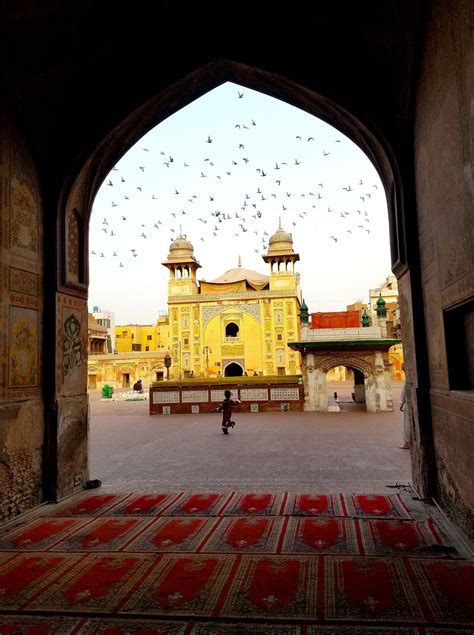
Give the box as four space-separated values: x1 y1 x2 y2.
153 391 180 404
271 387 300 400
240 388 269 401
182 390 209 403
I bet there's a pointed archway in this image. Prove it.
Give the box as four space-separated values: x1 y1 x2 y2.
224 362 244 377
54 59 431 505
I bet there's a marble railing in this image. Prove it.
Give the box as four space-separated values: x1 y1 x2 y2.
303 326 383 341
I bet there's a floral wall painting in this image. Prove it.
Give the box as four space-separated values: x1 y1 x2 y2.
63 312 83 376
9 307 39 387
10 183 38 259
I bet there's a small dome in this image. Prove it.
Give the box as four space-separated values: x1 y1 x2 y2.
376 293 386 306
168 232 194 259
267 226 294 254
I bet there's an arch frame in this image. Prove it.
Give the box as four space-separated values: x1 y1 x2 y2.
316 356 373 377
58 58 407 296
49 58 432 503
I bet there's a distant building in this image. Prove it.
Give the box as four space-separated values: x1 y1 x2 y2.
368 275 401 338
87 314 108 355
92 306 115 353
115 315 170 353
289 299 401 412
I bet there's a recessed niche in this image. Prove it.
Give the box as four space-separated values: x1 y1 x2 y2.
444 300 474 391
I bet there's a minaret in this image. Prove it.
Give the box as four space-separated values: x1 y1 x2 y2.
162 228 200 297
300 299 309 338
262 220 300 290
375 293 388 337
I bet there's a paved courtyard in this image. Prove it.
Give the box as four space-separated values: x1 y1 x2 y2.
89 383 412 493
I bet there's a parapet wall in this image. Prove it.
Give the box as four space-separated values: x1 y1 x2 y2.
149 377 304 415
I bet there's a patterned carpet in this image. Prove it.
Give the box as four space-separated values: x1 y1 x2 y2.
0 490 472 633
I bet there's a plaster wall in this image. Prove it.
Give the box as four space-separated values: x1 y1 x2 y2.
0 106 44 521
415 0 474 537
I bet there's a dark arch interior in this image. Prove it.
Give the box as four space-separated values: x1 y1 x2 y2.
225 322 239 338
225 362 243 377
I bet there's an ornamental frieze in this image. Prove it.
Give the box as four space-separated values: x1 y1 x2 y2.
202 304 261 326
315 355 373 376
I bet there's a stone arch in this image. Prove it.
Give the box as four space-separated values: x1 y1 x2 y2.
54 58 413 501
61 60 404 277
316 356 372 377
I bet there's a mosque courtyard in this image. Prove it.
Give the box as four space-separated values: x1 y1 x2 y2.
89 383 411 493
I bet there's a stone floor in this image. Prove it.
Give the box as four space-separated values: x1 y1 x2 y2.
85 385 473 558
89 384 411 492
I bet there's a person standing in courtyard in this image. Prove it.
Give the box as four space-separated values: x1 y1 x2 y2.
216 389 241 434
399 365 411 449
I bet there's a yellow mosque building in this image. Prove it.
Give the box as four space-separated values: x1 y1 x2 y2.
110 225 303 383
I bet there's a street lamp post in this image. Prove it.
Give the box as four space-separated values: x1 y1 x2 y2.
164 352 171 381
203 346 212 376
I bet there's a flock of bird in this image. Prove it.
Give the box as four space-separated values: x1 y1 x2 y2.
90 88 382 269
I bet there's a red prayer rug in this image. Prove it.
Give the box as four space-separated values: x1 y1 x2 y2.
282 517 359 555
25 554 152 614
0 517 86 551
222 493 284 516
51 493 127 517
120 554 235 617
0 553 80 610
323 556 425 622
190 623 301 634
0 614 82 633
220 555 317 620
78 616 188 633
49 517 147 552
342 494 413 519
283 494 344 517
408 559 474 626
306 628 421 634
123 517 217 552
358 518 457 557
164 493 231 516
103 492 182 516
200 517 284 554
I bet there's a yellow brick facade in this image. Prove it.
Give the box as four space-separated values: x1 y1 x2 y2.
111 226 303 380
115 316 170 354
162 226 302 379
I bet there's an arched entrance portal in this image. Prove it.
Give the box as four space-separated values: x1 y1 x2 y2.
224 362 244 377
56 59 426 504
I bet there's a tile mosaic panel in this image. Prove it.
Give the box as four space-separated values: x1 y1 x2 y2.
153 391 180 404
182 390 209 403
240 388 269 401
271 387 300 400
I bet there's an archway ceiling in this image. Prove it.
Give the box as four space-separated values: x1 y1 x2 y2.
3 2 423 192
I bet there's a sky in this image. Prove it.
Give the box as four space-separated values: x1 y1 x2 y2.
89 81 391 324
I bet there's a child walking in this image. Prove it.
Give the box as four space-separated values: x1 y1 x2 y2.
216 390 241 434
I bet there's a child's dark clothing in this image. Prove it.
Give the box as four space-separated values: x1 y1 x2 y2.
217 397 240 434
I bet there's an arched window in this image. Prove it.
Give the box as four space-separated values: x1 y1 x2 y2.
225 322 239 338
